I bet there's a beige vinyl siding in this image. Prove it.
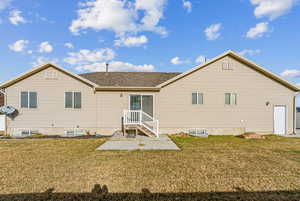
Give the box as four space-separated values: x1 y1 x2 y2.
5 66 158 135
156 56 295 135
96 92 158 134
5 67 97 134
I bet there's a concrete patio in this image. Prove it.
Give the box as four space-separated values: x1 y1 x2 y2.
96 134 180 151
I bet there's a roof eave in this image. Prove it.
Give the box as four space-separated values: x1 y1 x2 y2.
156 51 231 88
95 87 161 91
228 51 300 92
157 50 300 92
0 63 99 89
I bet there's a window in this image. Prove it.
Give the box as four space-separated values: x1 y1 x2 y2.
74 92 82 109
130 95 141 110
14 129 39 137
65 92 81 109
222 61 233 70
129 94 153 117
225 93 237 105
192 92 203 105
21 91 37 108
44 70 58 80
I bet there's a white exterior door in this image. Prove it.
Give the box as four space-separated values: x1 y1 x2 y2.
0 115 5 131
274 106 286 135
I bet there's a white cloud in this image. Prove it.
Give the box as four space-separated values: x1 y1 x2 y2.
70 0 137 35
114 35 148 47
135 0 168 35
34 13 55 24
32 56 59 66
281 69 300 78
182 0 192 13
250 0 297 20
238 49 261 56
69 0 167 37
65 48 154 72
9 9 27 25
8 40 28 52
76 61 155 72
195 55 206 64
39 41 53 53
246 22 269 39
64 48 116 65
170 57 181 65
64 42 74 49
204 23 221 40
170 56 190 65
0 0 11 11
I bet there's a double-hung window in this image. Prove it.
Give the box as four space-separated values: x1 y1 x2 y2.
65 92 81 109
192 92 203 105
225 93 237 105
21 91 37 108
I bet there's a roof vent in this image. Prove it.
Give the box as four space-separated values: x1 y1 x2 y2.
106 63 109 73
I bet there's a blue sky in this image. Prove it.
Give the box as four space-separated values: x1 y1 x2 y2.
0 0 300 104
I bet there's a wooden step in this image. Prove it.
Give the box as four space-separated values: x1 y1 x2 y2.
137 125 156 137
124 124 156 137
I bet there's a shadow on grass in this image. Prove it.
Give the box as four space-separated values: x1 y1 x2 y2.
0 184 299 201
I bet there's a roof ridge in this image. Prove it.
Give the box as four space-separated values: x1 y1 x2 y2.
79 72 181 75
79 71 181 87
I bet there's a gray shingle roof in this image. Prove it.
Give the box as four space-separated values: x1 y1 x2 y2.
79 72 181 87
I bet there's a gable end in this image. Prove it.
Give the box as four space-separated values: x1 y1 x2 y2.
0 63 99 89
157 51 300 92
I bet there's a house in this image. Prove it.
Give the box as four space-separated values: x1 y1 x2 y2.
0 50 299 137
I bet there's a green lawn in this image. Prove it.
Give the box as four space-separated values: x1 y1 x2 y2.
0 135 299 200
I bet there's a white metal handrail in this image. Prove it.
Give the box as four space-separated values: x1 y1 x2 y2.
123 110 159 138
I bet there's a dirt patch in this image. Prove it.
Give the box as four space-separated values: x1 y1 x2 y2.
239 132 266 139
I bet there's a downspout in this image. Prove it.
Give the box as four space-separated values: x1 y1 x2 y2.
93 87 98 135
294 92 299 134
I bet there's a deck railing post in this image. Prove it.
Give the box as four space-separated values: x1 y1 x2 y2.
139 110 142 125
123 110 159 138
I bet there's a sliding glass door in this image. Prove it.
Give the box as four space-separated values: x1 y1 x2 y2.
130 95 153 117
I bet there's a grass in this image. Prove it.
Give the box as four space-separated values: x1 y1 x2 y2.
0 135 299 198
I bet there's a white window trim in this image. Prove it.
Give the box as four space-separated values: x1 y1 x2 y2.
20 91 38 109
192 92 203 105
64 91 82 109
